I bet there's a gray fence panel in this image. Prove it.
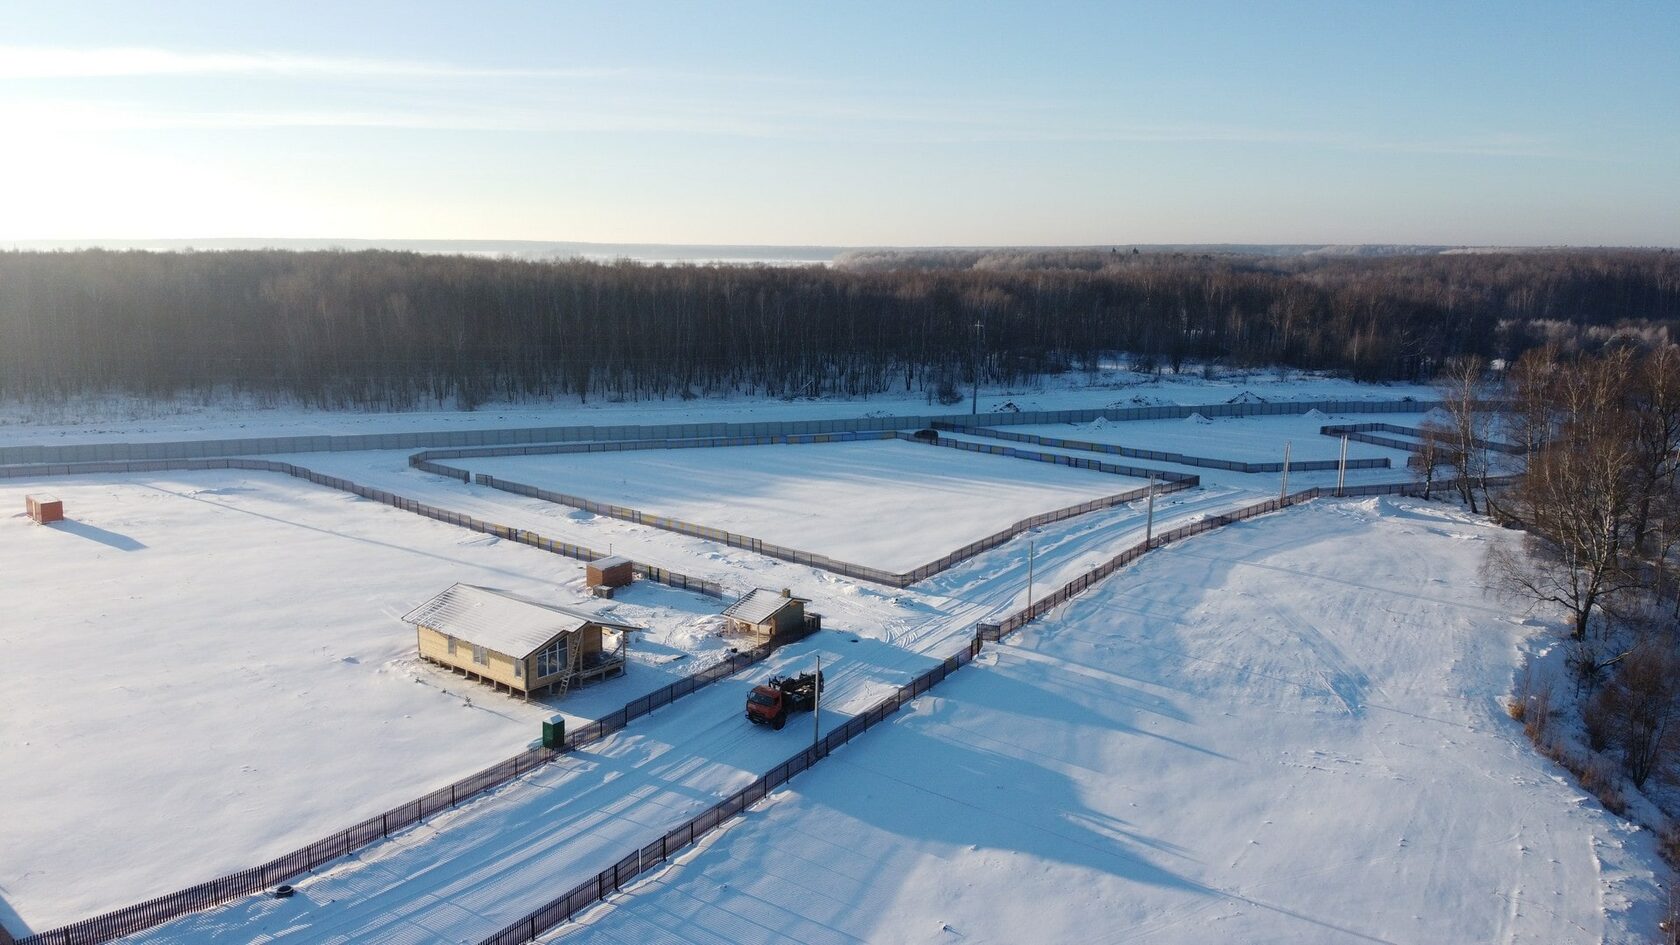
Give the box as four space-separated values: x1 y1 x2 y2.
0 399 1440 466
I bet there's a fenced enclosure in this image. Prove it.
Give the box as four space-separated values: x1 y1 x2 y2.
414 430 1197 588
5 620 815 945
0 398 1457 945
473 474 1500 944
0 398 1437 467
0 456 727 598
477 640 982 945
934 422 1392 473
1319 421 1525 456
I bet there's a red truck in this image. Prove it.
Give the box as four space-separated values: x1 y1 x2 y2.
745 671 824 730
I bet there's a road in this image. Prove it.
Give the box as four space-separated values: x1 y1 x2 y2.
131 487 1255 944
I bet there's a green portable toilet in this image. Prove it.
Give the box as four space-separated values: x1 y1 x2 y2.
543 718 565 750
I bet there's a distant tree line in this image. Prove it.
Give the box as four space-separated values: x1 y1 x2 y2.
0 248 1676 409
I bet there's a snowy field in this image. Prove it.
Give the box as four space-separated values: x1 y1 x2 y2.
0 369 1434 446
560 498 1666 945
114 483 1255 944
466 439 1143 572
9 376 1662 944
1011 409 1425 465
0 472 730 931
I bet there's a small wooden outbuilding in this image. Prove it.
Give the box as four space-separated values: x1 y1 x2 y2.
404 584 638 699
723 588 817 643
25 494 63 524
587 554 634 592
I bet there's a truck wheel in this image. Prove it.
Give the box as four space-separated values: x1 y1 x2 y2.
773 712 786 731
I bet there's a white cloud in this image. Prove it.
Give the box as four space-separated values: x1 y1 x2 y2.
0 46 616 80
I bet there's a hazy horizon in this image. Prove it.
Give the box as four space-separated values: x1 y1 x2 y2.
3 2 1676 246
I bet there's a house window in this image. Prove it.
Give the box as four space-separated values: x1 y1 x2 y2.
447 635 457 656
535 637 569 677
514 660 524 678
472 644 488 666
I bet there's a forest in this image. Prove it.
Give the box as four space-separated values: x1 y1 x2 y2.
0 248 1677 408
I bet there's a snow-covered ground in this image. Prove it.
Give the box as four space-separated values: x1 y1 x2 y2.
467 439 1143 572
9 377 1665 944
1012 409 1419 464
114 484 1251 944
0 471 731 931
559 498 1666 945
0 369 1435 446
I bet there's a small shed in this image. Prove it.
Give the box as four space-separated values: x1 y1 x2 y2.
26 494 63 524
587 554 634 591
723 588 816 642
403 584 639 699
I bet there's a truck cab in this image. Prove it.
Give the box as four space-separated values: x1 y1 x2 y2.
746 671 823 730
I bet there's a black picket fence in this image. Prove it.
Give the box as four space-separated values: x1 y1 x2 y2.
477 639 983 945
474 486 1376 945
934 422 1391 473
9 622 813 945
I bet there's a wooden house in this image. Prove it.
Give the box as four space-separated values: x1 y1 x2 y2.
403 584 638 699
722 588 817 642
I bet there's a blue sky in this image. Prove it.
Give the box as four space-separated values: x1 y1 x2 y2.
1 1 1675 245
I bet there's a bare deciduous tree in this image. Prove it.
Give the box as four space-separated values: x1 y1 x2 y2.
1588 646 1680 787
1489 420 1638 639
1438 355 1491 514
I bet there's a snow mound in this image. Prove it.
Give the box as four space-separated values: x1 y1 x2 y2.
1226 390 1268 404
1303 408 1328 419
1081 417 1112 431
1184 412 1212 424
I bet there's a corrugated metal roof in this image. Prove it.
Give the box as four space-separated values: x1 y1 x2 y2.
402 584 640 659
722 588 806 625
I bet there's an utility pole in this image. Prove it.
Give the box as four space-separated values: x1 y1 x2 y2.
1145 474 1156 547
1026 540 1035 617
812 654 822 756
1336 435 1349 497
1280 442 1291 502
970 319 983 416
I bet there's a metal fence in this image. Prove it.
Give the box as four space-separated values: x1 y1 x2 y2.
14 465 1475 945
8 621 815 945
904 430 1198 483
0 456 726 599
0 398 1437 467
983 476 1517 640
477 639 983 945
935 423 1391 473
476 473 1442 944
1319 421 1525 456
415 430 1198 588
